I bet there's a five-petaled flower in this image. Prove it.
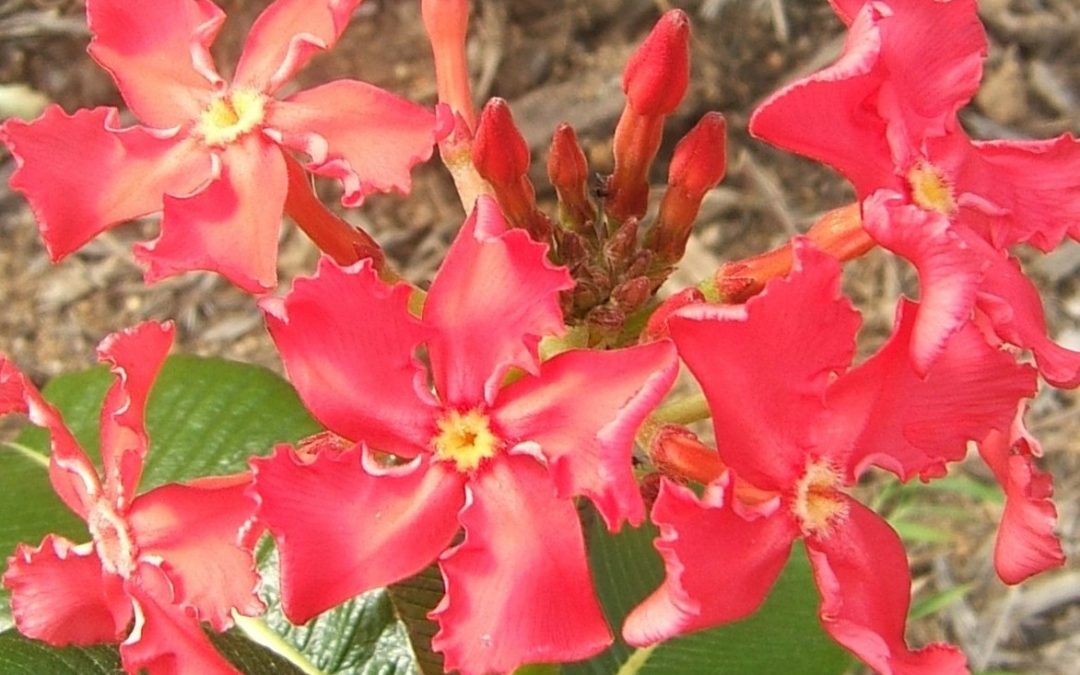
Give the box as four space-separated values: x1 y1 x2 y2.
0 322 263 675
251 196 679 675
749 0 1080 387
623 241 1037 674
1 0 436 293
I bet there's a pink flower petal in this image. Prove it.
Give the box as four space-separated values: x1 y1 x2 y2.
251 442 465 624
967 233 1080 388
426 196 573 407
97 322 175 509
977 415 1065 584
234 0 364 94
0 356 100 519
622 477 797 646
669 240 860 491
940 133 1080 252
749 7 897 197
826 299 1036 482
127 474 262 632
267 80 436 206
135 135 286 294
121 562 240 675
86 0 223 128
492 340 678 530
432 456 611 674
2 107 212 262
870 0 986 140
808 498 967 675
862 190 986 374
3 535 131 646
261 258 437 456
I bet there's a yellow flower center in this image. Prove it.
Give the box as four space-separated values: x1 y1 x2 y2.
196 89 266 146
792 460 849 537
907 161 957 215
432 409 500 473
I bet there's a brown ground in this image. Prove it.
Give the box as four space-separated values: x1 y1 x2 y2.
0 0 1077 673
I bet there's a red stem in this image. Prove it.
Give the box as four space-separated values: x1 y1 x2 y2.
282 154 385 270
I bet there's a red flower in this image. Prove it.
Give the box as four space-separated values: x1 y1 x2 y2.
252 196 679 674
1 0 436 293
623 241 1036 673
749 0 1080 386
0 323 262 675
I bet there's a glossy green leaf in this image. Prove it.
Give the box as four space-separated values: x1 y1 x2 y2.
257 544 422 675
565 509 851 675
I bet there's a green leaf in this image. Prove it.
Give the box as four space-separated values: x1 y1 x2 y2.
256 544 422 675
0 628 307 674
565 509 851 675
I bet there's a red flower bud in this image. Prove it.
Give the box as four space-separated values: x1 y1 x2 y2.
623 10 691 116
548 124 595 229
668 112 727 198
650 112 727 263
472 98 531 188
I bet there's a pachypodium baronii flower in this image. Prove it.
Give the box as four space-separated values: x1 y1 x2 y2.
1 0 436 293
251 196 679 674
0 322 262 675
624 241 1037 674
749 0 1080 386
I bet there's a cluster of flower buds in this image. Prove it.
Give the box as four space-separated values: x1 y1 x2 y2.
468 10 728 345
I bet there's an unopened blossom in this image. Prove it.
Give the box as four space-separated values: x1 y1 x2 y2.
749 0 1080 386
252 196 679 675
0 323 262 675
624 241 1036 674
2 0 436 293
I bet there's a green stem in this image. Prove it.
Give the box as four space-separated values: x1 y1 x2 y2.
232 613 327 675
650 393 710 425
1 441 49 469
616 645 657 675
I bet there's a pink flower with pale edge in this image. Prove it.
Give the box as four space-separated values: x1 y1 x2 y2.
1 0 436 293
252 196 679 675
749 0 1080 384
623 241 1037 674
0 323 262 675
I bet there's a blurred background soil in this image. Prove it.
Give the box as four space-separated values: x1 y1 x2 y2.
0 0 1077 672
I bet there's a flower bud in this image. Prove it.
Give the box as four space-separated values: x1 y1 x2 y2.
472 98 553 240
472 98 530 188
650 112 727 263
623 10 691 117
606 10 691 223
548 124 595 230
